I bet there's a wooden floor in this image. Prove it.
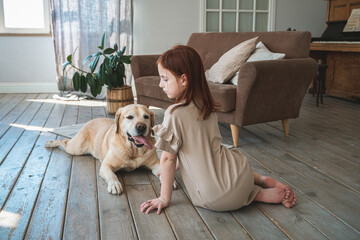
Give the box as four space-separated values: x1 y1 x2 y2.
0 93 359 240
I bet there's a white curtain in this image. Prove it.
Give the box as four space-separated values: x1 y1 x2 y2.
50 0 133 99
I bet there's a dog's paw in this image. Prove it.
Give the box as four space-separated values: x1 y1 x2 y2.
107 180 123 195
45 140 56 148
152 165 161 177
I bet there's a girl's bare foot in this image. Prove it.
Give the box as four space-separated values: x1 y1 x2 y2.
260 176 296 207
260 176 286 189
282 189 296 208
254 187 286 204
254 186 296 208
253 173 296 208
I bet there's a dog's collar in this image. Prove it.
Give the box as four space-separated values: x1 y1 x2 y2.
127 132 145 148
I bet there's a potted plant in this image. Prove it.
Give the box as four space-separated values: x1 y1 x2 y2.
63 32 133 114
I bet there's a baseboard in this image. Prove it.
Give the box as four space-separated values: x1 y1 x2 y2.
0 82 59 93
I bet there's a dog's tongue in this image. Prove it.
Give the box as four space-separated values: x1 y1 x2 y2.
133 135 153 150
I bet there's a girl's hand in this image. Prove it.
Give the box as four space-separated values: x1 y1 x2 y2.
140 197 169 214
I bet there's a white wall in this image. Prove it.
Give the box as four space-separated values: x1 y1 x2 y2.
0 0 327 93
275 0 327 37
133 0 201 55
0 36 58 93
133 0 327 54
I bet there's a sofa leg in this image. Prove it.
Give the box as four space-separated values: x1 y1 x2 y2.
230 124 239 147
281 119 289 137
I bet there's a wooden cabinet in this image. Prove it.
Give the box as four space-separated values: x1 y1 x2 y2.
328 0 360 21
326 52 360 100
310 0 360 101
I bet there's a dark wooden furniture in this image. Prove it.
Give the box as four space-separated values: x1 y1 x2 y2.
314 64 328 106
310 0 360 101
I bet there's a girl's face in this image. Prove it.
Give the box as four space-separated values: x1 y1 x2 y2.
158 63 187 99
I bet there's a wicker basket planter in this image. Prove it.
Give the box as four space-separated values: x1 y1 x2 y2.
106 86 134 114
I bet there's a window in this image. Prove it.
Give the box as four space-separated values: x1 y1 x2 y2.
203 0 276 32
0 0 50 34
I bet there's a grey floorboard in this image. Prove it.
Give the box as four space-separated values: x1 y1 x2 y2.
0 93 359 240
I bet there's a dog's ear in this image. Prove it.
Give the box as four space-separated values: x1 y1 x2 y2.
115 107 123 134
149 110 155 128
149 110 155 136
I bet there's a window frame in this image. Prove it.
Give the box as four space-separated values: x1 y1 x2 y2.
0 0 51 35
200 0 276 32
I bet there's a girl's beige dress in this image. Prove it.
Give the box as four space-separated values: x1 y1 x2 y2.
153 101 261 211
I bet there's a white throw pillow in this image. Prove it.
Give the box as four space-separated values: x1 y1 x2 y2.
205 36 258 84
247 41 285 62
229 41 285 85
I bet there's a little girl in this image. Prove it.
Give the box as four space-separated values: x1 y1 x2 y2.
140 45 296 214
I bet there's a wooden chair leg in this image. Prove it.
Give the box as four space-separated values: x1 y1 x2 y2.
230 124 239 147
281 119 289 137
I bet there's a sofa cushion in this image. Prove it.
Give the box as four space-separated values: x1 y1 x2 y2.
187 32 312 71
247 41 285 62
135 76 237 113
205 36 258 84
229 41 285 85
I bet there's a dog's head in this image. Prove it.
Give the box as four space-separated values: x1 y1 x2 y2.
115 104 155 149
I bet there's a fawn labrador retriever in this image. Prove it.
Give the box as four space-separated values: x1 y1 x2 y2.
45 104 166 195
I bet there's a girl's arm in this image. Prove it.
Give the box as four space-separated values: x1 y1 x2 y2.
140 150 177 214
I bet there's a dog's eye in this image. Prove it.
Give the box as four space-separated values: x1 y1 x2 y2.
126 115 133 120
144 115 149 119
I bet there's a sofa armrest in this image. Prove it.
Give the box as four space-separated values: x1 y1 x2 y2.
131 55 160 80
235 58 317 125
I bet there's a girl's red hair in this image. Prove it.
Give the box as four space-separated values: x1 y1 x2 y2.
157 45 218 120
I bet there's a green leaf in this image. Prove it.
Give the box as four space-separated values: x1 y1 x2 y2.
89 55 100 73
63 71 68 91
86 73 95 88
101 63 106 85
73 72 80 91
116 50 123 57
110 55 117 66
111 72 117 86
117 65 125 87
95 72 103 87
90 85 98 97
92 52 102 57
80 74 87 93
121 46 126 54
103 48 115 54
66 54 72 62
97 85 102 95
120 55 131 64
103 71 110 86
113 43 118 51
104 57 112 74
118 62 125 76
104 77 110 87
68 47 78 61
82 55 92 66
116 74 124 88
62 61 71 73
97 65 104 86
101 32 106 50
